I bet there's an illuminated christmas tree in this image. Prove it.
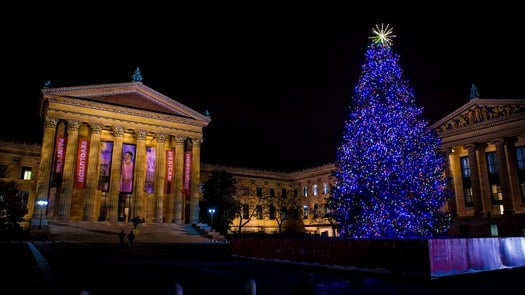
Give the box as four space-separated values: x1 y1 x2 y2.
327 24 452 239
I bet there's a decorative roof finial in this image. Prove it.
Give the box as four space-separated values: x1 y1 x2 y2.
470 83 480 100
132 66 143 82
369 23 396 46
43 80 52 88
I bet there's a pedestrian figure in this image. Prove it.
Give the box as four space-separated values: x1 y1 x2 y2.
118 229 126 247
127 230 135 247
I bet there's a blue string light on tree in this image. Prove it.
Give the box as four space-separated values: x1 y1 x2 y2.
327 24 453 239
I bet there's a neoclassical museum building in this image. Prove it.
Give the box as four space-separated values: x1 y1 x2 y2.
9 78 212 225
1 79 524 237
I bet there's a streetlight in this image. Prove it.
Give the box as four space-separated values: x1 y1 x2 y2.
37 200 48 229
208 208 216 230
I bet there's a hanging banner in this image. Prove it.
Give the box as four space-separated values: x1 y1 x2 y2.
120 144 136 193
98 141 113 192
165 149 175 194
183 151 192 196
55 137 66 174
74 138 89 189
145 147 156 193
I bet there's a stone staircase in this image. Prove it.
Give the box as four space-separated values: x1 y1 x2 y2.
192 223 228 242
42 220 217 243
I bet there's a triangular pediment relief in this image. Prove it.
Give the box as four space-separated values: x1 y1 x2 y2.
430 98 525 134
41 82 211 124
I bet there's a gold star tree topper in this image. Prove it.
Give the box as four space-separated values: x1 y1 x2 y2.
369 23 397 46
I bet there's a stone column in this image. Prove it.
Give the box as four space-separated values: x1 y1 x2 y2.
173 136 185 224
444 148 458 215
82 123 102 221
190 138 203 224
58 120 80 220
465 144 483 216
154 134 167 222
476 144 491 215
34 117 57 219
133 130 147 218
107 127 124 222
494 138 516 214
505 137 522 213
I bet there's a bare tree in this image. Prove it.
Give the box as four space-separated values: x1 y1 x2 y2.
232 201 258 234
270 193 298 234
311 202 338 237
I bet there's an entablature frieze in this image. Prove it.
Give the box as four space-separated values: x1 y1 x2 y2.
43 95 209 129
434 103 524 135
44 112 203 140
41 115 203 143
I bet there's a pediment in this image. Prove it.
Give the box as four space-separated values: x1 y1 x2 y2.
41 81 211 125
430 98 525 134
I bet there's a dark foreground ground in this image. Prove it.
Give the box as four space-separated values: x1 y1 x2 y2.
2 240 525 295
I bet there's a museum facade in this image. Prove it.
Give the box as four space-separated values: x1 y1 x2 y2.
1 81 524 236
28 80 211 225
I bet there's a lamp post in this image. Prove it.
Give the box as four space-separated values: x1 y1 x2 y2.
37 200 48 229
208 208 216 230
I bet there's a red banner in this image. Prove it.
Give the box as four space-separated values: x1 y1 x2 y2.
165 149 174 194
184 152 192 196
74 138 89 189
55 137 66 174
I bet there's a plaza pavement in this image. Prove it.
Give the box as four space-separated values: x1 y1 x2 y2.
4 221 525 294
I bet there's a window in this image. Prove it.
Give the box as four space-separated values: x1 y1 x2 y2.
269 188 275 197
293 188 298 197
303 186 308 197
517 146 525 170
323 182 329 194
464 187 474 207
292 205 299 220
199 181 205 192
313 204 319 218
490 184 503 204
487 152 498 174
21 167 32 180
242 187 249 196
269 205 276 220
460 157 473 207
516 146 525 201
242 204 250 219
281 188 287 198
256 187 262 197
312 184 318 196
0 165 7 178
486 152 501 204
460 157 470 177
303 205 309 219
281 206 288 219
256 205 263 220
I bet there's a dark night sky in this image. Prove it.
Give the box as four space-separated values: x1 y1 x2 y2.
2 5 523 172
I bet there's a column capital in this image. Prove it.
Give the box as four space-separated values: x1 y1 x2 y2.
90 123 103 134
156 133 167 143
113 126 125 137
464 143 487 151
492 136 518 145
136 130 147 141
173 136 185 145
67 120 80 131
45 117 58 129
191 137 203 147
439 148 454 156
